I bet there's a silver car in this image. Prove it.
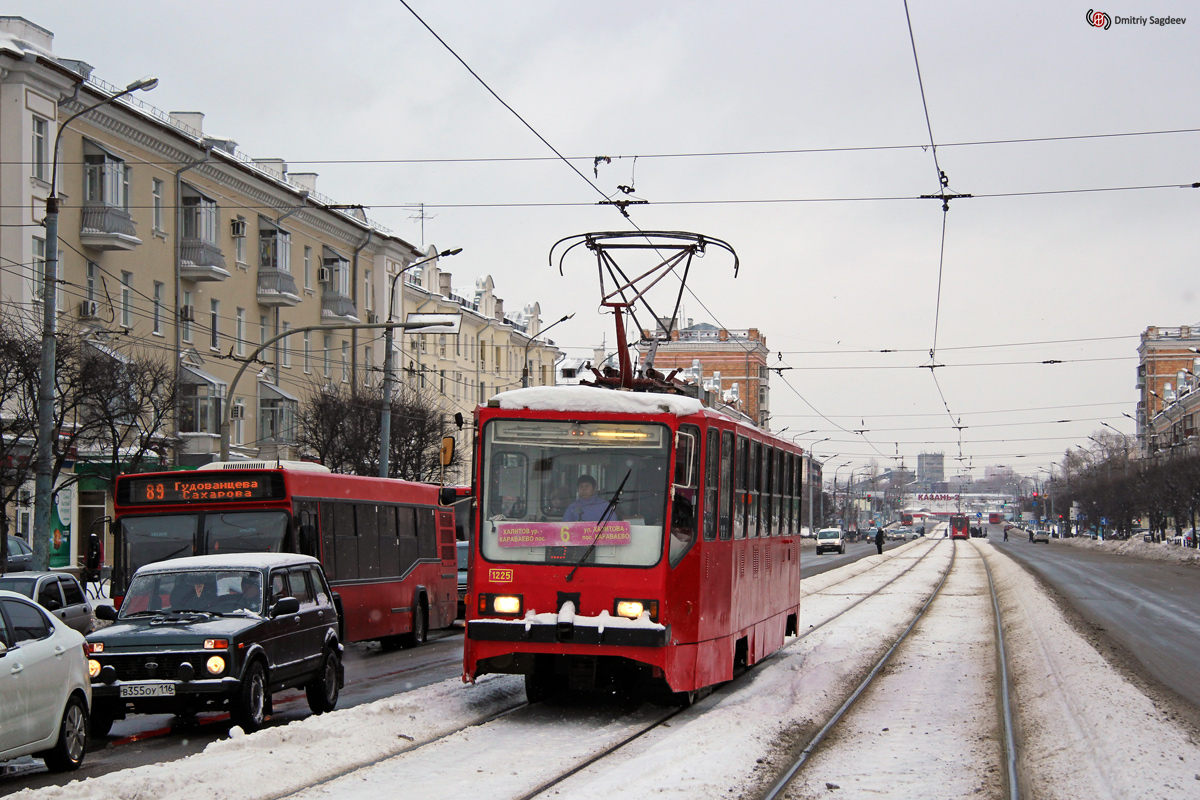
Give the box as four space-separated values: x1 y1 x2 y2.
0 573 94 634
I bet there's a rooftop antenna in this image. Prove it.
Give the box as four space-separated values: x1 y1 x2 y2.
408 203 436 249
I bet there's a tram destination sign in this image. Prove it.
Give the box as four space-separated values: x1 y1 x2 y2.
121 471 286 505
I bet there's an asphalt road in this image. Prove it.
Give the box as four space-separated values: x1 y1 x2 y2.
991 525 1200 709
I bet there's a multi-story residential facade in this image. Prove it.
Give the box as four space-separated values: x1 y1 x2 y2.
1137 324 1200 454
0 17 557 565
642 320 771 427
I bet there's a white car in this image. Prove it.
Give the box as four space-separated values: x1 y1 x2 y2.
815 528 845 555
0 589 92 772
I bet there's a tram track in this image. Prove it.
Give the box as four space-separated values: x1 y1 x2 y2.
760 539 1021 800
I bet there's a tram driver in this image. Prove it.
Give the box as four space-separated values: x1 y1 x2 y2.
562 475 615 522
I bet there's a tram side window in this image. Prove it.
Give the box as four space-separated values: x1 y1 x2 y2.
749 440 761 538
397 506 418 576
670 425 700 567
719 431 733 540
774 449 785 536
416 507 438 559
357 503 380 580
795 459 806 534
379 504 400 579
783 454 794 535
333 502 357 581
733 436 747 539
763 445 775 537
704 429 719 542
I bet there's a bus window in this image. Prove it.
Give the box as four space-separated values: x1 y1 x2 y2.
417 507 438 559
357 503 380 580
294 500 319 557
379 505 399 579
334 503 358 581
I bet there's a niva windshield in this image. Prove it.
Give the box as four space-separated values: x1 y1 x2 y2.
480 419 670 567
121 569 263 617
119 511 289 581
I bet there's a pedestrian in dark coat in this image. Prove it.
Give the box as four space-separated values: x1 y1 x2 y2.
874 527 885 555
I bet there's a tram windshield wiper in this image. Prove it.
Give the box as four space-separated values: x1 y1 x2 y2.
565 469 631 583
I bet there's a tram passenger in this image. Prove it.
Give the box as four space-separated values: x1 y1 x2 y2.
563 475 614 522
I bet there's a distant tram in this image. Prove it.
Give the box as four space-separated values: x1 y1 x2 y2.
949 514 970 540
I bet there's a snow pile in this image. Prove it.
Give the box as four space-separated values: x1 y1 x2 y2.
981 544 1200 799
492 385 703 417
10 677 525 800
1057 534 1200 567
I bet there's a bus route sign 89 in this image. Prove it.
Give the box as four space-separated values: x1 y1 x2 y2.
123 472 284 505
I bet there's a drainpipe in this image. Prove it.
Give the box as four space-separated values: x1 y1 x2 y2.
351 228 374 390
174 147 211 459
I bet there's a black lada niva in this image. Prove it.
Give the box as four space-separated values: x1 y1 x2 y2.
87 553 342 735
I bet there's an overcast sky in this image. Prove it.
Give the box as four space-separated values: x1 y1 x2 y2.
16 1 1200 481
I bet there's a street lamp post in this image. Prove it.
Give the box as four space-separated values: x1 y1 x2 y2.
521 313 574 388
33 76 158 571
379 248 461 477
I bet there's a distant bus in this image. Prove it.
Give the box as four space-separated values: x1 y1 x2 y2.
988 512 1001 525
900 512 913 526
112 462 458 646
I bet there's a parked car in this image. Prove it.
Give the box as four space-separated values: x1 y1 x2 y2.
815 528 845 555
0 589 91 772
87 553 343 736
456 541 469 619
3 536 33 572
0 572 94 634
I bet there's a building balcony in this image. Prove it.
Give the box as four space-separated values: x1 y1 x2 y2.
79 201 142 251
321 290 358 325
257 268 302 307
179 237 231 282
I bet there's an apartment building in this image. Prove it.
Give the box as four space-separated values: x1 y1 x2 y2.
0 17 557 563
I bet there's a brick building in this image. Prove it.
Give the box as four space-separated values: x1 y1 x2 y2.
642 321 771 428
1137 325 1200 453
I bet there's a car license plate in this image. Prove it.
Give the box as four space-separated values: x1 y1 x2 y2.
120 683 176 698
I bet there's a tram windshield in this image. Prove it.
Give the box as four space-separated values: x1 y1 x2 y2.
479 419 671 567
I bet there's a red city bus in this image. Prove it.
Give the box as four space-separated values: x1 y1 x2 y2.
112 461 458 646
949 514 970 540
988 512 1002 525
463 386 804 703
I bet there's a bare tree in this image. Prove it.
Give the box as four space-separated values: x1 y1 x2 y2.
296 379 461 481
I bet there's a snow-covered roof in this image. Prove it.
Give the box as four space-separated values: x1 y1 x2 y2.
492 386 703 417
136 553 318 574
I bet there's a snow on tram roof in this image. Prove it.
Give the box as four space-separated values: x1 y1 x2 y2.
492 386 704 417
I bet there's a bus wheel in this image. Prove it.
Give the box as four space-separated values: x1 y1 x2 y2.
400 603 427 648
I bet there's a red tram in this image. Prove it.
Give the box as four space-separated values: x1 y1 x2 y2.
462 387 804 701
949 513 970 540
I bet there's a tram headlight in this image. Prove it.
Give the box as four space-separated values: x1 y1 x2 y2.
614 599 659 622
481 594 523 616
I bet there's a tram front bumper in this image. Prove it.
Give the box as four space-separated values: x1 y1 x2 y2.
467 618 670 647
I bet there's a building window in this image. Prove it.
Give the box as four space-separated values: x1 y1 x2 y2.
260 227 291 272
323 251 350 295
83 144 126 207
182 290 193 342
303 246 312 288
235 308 246 356
323 334 332 379
303 332 311 374
32 116 48 182
152 178 164 231
32 237 46 301
121 271 133 328
281 322 291 368
179 384 221 434
85 262 98 303
341 342 349 382
209 299 220 350
260 315 268 347
181 187 218 243
364 346 372 383
259 397 297 444
364 269 372 312
153 281 163 334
